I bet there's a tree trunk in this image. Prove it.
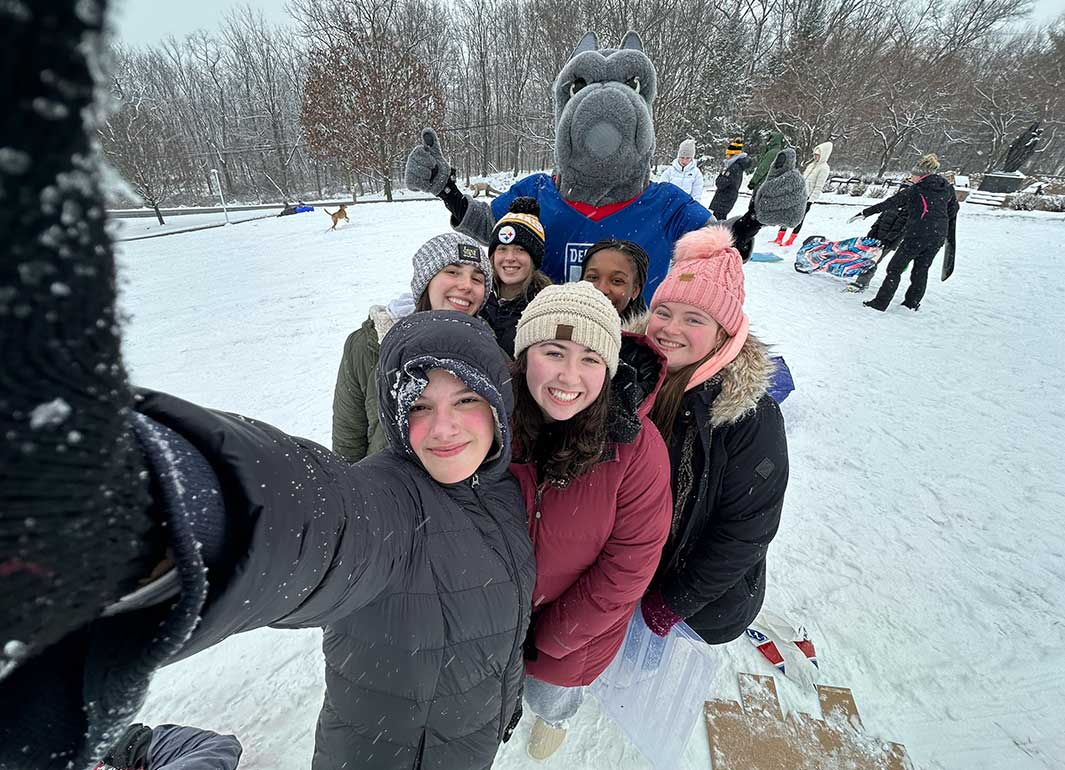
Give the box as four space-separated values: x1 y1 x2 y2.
151 201 165 226
315 163 322 198
384 174 393 202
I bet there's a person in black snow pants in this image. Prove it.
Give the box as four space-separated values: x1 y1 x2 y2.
849 180 911 292
850 154 958 311
0 8 536 770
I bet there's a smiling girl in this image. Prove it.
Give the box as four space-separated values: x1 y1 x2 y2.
633 225 789 646
332 233 492 462
506 282 672 759
480 197 553 356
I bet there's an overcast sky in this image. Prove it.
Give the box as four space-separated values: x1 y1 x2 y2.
109 0 1061 48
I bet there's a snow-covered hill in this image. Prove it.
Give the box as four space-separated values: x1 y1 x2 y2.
116 198 1065 770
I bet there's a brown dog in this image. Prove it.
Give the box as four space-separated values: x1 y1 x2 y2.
325 204 349 230
469 182 502 198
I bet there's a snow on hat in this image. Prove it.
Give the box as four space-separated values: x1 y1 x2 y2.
912 153 940 176
650 225 746 336
490 196 546 269
514 281 622 377
678 138 696 158
410 232 493 310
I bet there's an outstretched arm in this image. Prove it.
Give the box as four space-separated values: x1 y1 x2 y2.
1 5 412 768
404 128 497 242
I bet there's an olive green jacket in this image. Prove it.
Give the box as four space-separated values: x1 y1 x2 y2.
331 305 398 462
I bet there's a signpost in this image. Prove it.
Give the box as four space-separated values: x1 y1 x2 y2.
210 168 230 224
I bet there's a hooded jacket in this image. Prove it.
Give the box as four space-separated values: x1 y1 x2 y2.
629 317 789 644
15 312 536 770
511 334 673 686
803 142 833 202
862 173 958 255
331 304 398 462
709 154 754 219
748 132 786 191
659 158 705 202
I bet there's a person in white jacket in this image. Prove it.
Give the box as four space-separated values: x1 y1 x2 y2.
773 140 832 246
660 138 705 203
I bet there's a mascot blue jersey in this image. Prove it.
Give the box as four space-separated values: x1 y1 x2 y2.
492 173 714 300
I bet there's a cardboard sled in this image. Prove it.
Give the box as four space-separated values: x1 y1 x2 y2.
704 673 912 770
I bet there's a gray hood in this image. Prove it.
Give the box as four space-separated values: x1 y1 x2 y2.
376 310 514 482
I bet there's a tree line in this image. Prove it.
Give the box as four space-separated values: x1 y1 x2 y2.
100 0 1065 214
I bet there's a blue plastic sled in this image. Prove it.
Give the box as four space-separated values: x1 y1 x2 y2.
750 252 784 263
294 205 314 213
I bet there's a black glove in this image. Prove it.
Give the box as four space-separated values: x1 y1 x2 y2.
729 211 761 263
0 0 162 677
97 724 153 770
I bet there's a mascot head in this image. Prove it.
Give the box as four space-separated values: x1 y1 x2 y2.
553 31 657 207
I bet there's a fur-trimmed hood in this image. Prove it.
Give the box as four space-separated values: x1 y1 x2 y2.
624 312 774 427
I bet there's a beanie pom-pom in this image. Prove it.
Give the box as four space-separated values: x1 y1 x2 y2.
509 196 540 217
672 225 736 264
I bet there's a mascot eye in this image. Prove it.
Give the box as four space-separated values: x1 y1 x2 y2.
569 78 587 97
625 77 641 94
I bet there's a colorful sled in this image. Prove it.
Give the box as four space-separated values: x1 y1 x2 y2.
794 236 881 281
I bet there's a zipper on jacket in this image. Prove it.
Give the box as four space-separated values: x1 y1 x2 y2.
470 482 527 741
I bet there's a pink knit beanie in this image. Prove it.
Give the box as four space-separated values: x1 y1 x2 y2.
650 225 746 335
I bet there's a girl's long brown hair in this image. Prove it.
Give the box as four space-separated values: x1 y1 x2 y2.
649 327 730 444
510 349 612 486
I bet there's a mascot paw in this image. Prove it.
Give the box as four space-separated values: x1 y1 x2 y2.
753 148 809 227
404 128 451 195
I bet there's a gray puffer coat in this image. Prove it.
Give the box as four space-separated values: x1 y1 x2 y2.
130 312 535 770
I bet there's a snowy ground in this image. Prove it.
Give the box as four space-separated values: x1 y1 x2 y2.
116 195 1065 770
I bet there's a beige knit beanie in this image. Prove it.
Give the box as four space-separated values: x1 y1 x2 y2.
513 281 622 377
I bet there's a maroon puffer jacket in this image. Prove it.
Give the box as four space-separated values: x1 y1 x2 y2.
511 334 673 686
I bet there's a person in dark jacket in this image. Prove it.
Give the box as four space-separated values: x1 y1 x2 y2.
507 282 673 760
709 153 754 221
479 196 552 356
851 154 958 311
629 226 789 646
332 232 492 462
748 132 786 194
579 238 650 322
0 50 538 762
848 180 911 292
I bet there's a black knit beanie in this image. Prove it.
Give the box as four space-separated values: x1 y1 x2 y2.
489 197 546 269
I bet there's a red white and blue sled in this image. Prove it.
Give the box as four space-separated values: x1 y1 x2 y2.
794 236 882 281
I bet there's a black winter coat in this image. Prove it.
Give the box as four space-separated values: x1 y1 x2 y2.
866 183 910 250
128 313 534 770
479 274 550 357
709 156 753 220
651 335 789 644
862 174 958 254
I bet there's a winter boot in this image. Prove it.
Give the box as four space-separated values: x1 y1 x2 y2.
783 233 797 247
900 300 920 311
863 299 888 312
528 717 567 761
771 230 786 246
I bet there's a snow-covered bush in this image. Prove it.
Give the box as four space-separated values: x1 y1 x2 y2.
1006 194 1065 212
1008 193 1039 211
850 182 868 196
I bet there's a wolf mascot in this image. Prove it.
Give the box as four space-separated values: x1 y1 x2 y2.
406 32 808 300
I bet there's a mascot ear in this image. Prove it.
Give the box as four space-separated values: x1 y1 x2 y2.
619 31 644 51
572 32 599 56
